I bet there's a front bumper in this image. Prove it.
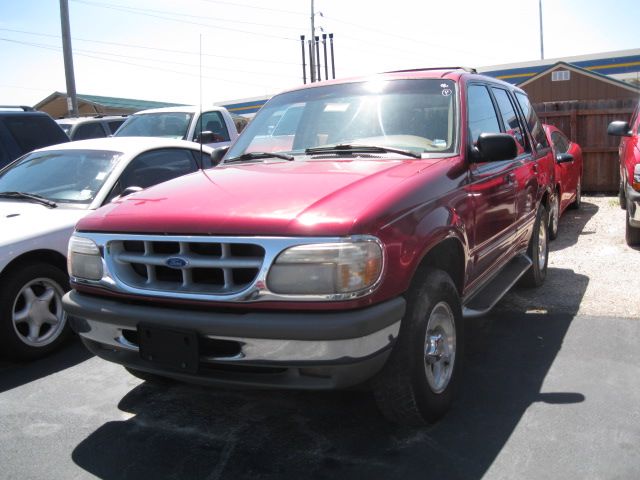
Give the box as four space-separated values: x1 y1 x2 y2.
627 183 640 227
63 291 405 389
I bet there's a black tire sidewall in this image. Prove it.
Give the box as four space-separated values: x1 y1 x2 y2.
408 271 464 421
522 204 549 287
0 263 70 361
549 191 559 240
374 268 464 424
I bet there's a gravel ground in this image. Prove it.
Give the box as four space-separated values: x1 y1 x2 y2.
497 194 639 319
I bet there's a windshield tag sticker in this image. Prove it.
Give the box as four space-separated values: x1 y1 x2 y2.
441 88 452 96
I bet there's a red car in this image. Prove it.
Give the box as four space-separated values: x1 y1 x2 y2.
63 69 555 425
543 124 583 239
608 101 640 246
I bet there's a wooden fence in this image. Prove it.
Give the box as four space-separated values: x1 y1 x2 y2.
534 99 636 192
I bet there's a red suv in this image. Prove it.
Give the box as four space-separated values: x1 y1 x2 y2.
63 68 554 425
609 101 640 246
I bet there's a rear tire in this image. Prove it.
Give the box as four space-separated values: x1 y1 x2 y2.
521 205 549 288
373 268 463 425
549 189 560 240
569 178 582 210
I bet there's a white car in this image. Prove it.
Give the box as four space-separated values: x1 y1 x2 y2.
114 105 239 148
0 137 214 360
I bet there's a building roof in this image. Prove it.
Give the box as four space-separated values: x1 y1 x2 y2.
34 92 185 114
478 48 640 84
517 61 640 93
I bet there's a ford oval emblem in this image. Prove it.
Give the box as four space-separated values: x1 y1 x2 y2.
166 257 188 268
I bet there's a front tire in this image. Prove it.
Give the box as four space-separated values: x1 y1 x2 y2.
373 268 463 425
626 204 640 246
521 204 549 287
0 264 70 361
619 179 627 210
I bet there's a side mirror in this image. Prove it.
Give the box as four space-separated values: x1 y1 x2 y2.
195 131 222 144
111 186 143 203
607 121 631 137
556 153 574 164
211 146 230 166
472 133 517 162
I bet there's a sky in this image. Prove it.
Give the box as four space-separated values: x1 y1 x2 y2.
0 0 638 108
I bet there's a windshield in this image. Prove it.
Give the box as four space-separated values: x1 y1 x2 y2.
115 112 193 139
0 149 121 207
227 79 458 159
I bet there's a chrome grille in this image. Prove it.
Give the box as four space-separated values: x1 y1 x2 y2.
109 239 265 295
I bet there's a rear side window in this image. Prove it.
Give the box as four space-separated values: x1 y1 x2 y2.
107 120 126 134
491 88 529 153
514 92 549 150
74 122 106 140
467 85 500 143
3 115 69 152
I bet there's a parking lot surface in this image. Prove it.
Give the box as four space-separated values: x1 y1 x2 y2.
1 195 638 480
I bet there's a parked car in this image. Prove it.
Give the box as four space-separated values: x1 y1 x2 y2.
608 101 640 246
0 106 69 169
63 68 555 425
0 137 214 361
56 115 128 141
114 105 239 148
543 124 583 239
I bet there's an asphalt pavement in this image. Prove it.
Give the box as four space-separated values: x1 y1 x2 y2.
1 195 639 479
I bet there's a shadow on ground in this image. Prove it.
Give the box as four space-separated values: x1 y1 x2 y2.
71 267 589 480
0 338 93 394
552 200 599 251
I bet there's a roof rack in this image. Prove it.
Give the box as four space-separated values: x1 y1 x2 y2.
0 105 35 112
384 67 478 74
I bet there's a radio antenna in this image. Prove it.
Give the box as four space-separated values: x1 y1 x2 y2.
199 34 203 159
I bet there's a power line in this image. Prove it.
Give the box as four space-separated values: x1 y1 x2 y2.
0 27 300 66
323 14 502 62
71 0 302 32
70 0 299 42
0 35 296 78
0 37 290 88
196 0 306 16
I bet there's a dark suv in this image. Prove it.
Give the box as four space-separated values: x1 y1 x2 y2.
0 106 69 169
56 115 128 141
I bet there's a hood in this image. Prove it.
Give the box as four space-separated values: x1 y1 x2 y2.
77 158 445 236
0 201 87 246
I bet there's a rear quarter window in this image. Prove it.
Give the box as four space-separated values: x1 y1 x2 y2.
3 115 69 152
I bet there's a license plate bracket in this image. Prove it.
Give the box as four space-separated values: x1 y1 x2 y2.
138 324 199 374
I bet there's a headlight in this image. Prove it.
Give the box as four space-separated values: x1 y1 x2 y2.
267 240 383 295
68 235 103 281
633 164 640 191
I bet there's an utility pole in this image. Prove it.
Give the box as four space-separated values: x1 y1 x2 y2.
539 0 544 60
310 0 315 72
59 0 78 117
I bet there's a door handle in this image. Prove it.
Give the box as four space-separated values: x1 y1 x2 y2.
505 173 516 184
532 163 539 174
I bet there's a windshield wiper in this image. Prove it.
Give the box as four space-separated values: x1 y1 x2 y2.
224 151 294 164
305 144 421 159
0 191 57 208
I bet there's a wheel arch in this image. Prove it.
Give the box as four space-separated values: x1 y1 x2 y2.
412 236 466 296
0 249 68 282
